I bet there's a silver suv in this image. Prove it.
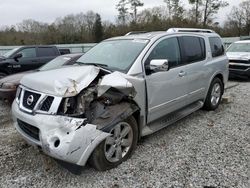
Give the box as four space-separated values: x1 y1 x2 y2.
12 28 229 172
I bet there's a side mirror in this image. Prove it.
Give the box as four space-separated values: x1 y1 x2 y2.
14 53 22 61
149 59 169 72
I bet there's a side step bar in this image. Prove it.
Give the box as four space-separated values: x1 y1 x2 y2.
142 101 204 136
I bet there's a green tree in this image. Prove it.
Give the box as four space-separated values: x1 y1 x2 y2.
188 0 202 23
93 14 104 42
116 0 129 25
202 0 228 26
129 0 144 23
164 0 184 21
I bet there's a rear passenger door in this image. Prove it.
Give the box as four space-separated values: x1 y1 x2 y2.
178 36 207 105
37 47 59 66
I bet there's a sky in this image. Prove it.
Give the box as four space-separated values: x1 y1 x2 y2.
0 0 244 27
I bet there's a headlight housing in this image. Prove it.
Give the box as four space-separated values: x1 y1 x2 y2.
15 86 22 104
58 97 78 115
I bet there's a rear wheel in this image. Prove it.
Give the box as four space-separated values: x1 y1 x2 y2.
89 116 138 171
0 72 7 79
203 77 223 110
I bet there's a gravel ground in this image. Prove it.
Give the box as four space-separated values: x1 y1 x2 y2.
0 81 249 188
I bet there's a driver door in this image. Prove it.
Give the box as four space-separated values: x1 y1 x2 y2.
145 37 188 123
12 47 39 73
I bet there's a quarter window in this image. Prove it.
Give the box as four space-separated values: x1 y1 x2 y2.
179 36 206 63
146 37 181 68
209 37 225 57
19 48 36 58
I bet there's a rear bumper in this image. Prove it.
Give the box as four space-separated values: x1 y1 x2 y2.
0 88 16 102
12 101 110 166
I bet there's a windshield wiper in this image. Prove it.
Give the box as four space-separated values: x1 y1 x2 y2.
75 62 114 72
83 62 108 67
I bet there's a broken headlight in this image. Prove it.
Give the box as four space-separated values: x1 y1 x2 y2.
57 86 97 118
58 97 78 115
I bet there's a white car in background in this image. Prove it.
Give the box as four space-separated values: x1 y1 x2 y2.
226 40 250 79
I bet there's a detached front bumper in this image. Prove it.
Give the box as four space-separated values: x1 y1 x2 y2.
12 101 110 166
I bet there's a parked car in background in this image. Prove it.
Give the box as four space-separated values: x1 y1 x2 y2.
0 45 61 79
59 48 71 55
0 53 83 102
226 40 250 79
12 28 228 173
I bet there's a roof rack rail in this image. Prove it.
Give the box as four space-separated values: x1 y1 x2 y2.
167 28 214 33
125 31 147 36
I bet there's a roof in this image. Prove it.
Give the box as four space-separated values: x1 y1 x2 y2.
107 30 219 41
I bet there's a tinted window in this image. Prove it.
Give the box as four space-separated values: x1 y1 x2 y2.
209 37 224 57
147 37 181 68
179 36 206 63
19 48 36 58
38 47 57 57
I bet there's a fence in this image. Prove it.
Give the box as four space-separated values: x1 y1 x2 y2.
1 36 250 55
0 43 96 56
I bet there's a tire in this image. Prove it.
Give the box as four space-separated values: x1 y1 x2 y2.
89 116 138 171
203 77 223 111
0 72 7 79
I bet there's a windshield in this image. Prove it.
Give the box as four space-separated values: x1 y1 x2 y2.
77 39 149 72
39 56 72 71
3 48 19 58
227 43 250 52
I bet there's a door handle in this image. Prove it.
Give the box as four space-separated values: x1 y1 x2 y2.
179 70 186 77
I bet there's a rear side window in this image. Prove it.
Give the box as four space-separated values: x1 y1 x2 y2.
37 47 57 57
179 36 206 64
209 37 224 57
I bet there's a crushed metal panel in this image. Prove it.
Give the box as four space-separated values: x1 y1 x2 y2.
98 71 136 97
20 66 100 97
54 66 100 97
40 117 110 165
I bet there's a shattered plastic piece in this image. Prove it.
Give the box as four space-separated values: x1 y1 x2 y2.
98 72 136 97
20 66 100 97
54 66 100 97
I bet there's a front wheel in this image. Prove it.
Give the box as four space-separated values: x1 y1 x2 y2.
89 116 138 171
203 77 223 111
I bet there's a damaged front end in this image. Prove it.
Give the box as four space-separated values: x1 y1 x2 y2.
12 67 139 167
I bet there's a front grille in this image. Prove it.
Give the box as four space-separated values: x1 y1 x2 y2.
229 60 250 64
17 119 40 141
22 90 41 110
40 96 54 112
229 64 249 70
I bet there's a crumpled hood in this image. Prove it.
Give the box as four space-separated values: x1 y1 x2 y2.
0 70 35 85
227 52 250 60
21 65 100 97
